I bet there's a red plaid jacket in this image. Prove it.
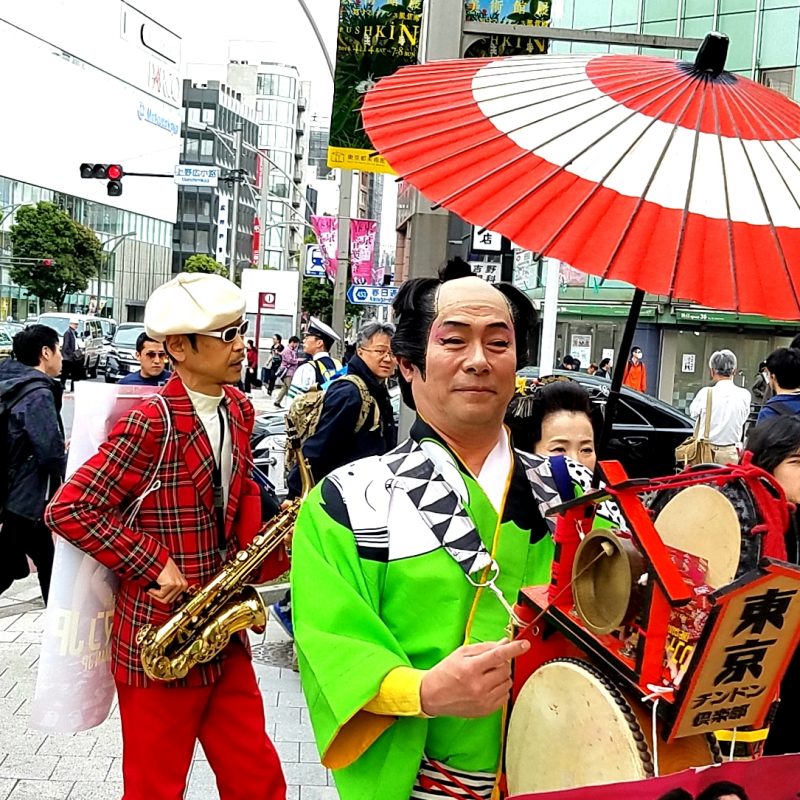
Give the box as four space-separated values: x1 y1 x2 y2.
45 376 287 687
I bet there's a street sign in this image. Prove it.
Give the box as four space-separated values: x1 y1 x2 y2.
174 165 220 187
304 244 325 278
471 225 503 253
346 285 398 305
259 291 276 311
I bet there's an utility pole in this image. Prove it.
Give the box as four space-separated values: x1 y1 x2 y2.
331 169 355 356
229 126 244 283
258 149 271 269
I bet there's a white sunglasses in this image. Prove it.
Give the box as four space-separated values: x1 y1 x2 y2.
203 320 249 343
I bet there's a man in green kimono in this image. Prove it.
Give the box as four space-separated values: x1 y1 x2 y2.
291 270 622 800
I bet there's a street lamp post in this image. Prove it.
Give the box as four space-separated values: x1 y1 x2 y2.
229 127 244 282
98 231 135 316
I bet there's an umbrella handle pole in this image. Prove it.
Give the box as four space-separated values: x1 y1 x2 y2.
593 288 646 487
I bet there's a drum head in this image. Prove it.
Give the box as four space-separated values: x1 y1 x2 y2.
506 659 715 795
653 485 741 589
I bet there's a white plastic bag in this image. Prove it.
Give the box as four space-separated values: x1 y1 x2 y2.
31 382 157 733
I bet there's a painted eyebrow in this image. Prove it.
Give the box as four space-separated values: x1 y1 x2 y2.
439 320 512 331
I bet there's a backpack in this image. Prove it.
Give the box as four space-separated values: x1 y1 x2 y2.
0 383 46 513
284 374 380 473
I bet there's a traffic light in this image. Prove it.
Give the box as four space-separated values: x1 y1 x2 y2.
40 258 53 268
79 163 124 196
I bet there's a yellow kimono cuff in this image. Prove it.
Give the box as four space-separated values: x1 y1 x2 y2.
363 666 430 717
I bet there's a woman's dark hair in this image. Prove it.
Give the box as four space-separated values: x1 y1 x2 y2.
599 357 611 370
288 335 300 344
392 259 538 409
657 790 693 800
746 415 800 474
629 345 642 360
12 324 59 366
247 339 255 348
505 380 599 453
695 780 748 800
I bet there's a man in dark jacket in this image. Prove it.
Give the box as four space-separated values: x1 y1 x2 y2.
0 325 67 602
61 317 83 391
757 347 800 423
274 322 398 637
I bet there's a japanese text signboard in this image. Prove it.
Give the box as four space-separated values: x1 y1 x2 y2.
328 0 423 174
668 563 800 740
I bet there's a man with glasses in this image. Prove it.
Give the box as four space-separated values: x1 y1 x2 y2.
46 272 287 800
119 331 169 386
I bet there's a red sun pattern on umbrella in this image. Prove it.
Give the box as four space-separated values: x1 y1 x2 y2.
362 53 800 320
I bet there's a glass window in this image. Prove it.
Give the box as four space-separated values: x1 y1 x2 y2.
611 0 639 26
572 0 611 27
278 75 296 98
759 10 800 70
198 196 212 217
185 138 199 160
196 230 210 252
257 74 277 96
642 0 676 22
188 107 201 123
181 228 195 247
201 107 216 125
200 138 214 158
759 66 796 98
684 0 715 15
720 0 754 11
181 193 196 217
718 12 755 72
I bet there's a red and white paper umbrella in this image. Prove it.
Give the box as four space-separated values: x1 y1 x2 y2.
362 34 800 320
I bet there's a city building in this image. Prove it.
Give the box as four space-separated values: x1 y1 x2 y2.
173 79 258 276
0 0 182 322
226 58 309 271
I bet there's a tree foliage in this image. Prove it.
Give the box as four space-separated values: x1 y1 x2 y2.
184 253 229 278
9 202 101 307
302 278 359 323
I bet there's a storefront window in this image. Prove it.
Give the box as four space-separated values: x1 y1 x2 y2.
759 65 796 98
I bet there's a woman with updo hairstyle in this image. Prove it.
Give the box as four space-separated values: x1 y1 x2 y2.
743 414 800 756
505 378 601 470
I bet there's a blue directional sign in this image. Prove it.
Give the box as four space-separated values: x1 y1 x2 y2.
346 285 398 305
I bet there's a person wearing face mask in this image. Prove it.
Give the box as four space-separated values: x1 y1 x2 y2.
622 346 647 393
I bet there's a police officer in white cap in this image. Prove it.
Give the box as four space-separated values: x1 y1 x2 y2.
287 315 342 400
46 272 288 800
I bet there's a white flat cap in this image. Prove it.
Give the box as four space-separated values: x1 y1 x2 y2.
306 316 340 346
144 272 246 342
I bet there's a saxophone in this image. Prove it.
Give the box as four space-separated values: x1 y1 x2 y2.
137 420 313 682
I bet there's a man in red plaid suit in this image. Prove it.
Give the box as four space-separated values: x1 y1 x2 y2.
46 273 287 800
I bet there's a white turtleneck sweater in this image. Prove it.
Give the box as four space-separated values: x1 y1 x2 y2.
185 386 233 510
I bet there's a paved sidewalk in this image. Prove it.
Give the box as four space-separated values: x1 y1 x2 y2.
0 577 337 800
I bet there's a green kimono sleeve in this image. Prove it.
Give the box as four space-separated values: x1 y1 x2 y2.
291 483 428 799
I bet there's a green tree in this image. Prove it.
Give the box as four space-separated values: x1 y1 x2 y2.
184 253 229 278
302 278 359 323
9 202 101 308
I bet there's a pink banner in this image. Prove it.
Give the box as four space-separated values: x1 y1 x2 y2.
311 215 339 282
511 754 800 800
350 218 378 286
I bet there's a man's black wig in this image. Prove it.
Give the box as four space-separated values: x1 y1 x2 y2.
392 258 538 410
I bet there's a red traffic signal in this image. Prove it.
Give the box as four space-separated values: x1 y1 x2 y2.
40 259 54 268
79 163 124 195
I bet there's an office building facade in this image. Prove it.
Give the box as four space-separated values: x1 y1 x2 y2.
0 0 181 322
173 80 258 276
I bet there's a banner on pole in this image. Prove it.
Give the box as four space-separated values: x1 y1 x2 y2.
350 219 378 285
328 0 424 174
310 215 339 283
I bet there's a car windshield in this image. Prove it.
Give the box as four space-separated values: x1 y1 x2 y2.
114 327 143 347
38 316 70 335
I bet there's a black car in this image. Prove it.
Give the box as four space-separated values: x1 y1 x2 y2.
104 323 145 383
516 368 693 478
